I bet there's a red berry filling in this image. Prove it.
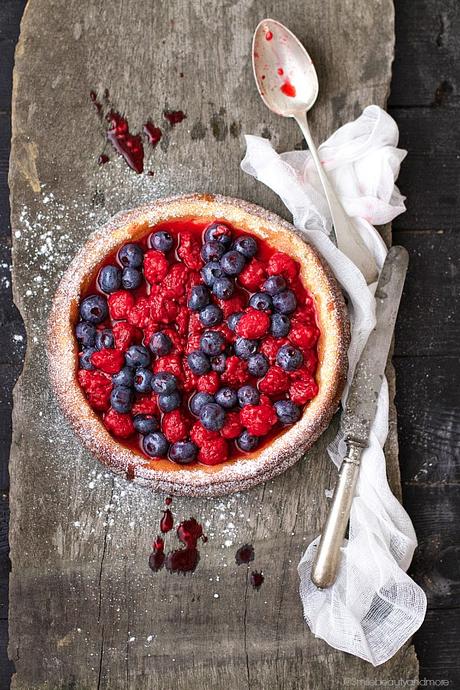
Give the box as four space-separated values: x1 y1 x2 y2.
75 218 320 467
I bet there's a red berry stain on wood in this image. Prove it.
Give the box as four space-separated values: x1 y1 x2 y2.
106 110 144 174
164 109 186 126
160 508 174 533
149 536 165 572
98 154 109 165
143 121 162 147
250 570 264 589
235 544 255 565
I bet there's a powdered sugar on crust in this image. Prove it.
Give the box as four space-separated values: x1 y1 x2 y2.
48 194 350 497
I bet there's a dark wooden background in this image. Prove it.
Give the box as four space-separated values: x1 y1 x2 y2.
0 0 458 688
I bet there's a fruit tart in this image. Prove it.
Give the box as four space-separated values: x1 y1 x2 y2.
48 194 349 496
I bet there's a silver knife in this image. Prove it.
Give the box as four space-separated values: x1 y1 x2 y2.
311 245 409 588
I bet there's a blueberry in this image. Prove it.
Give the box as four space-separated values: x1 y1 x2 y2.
211 353 227 373
233 235 258 258
237 385 260 407
80 295 108 325
98 265 122 293
276 344 303 371
200 403 226 431
75 321 96 348
262 275 287 296
134 367 154 393
188 285 210 311
169 441 198 465
270 313 291 338
199 304 223 327
110 385 133 413
150 231 173 253
200 330 226 356
215 387 238 410
237 430 260 452
118 243 144 268
249 292 273 312
125 345 151 368
212 276 234 300
187 350 211 375
151 371 177 394
204 222 233 248
190 392 215 417
247 353 269 377
149 331 173 356
143 431 169 458
227 312 243 331
79 348 96 370
272 290 297 314
201 240 226 263
234 337 258 360
95 328 114 350
122 267 142 290
112 366 135 387
201 261 224 286
274 400 302 425
220 250 246 276
133 414 159 435
158 390 182 412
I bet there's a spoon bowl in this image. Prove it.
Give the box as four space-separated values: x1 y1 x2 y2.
252 18 319 116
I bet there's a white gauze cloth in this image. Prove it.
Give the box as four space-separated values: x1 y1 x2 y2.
241 105 427 666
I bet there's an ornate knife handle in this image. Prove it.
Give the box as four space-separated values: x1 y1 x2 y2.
311 439 365 588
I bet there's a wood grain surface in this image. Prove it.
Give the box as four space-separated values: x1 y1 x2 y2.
7 0 419 687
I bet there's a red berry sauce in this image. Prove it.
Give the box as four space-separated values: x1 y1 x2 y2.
280 79 296 98
75 218 320 468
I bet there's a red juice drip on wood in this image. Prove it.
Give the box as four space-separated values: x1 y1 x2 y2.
165 517 205 574
160 508 174 533
149 536 165 572
164 109 186 126
235 544 255 565
265 30 273 41
98 154 109 165
125 461 135 481
280 79 296 97
106 110 144 173
165 496 172 506
143 121 162 147
250 571 264 589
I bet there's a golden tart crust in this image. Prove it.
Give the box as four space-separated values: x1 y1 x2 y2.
48 194 350 497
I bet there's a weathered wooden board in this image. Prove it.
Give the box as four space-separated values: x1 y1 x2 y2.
8 0 418 687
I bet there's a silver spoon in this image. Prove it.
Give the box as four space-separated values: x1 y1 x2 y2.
252 18 378 285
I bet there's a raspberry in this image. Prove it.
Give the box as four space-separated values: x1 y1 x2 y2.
188 312 204 335
103 408 135 438
185 332 202 355
190 421 220 446
176 306 190 336
162 410 191 443
238 258 266 291
162 327 184 354
240 403 277 436
77 370 112 411
144 250 169 284
153 354 184 382
197 371 220 394
289 323 319 351
149 293 178 324
198 438 229 465
127 297 151 328
90 348 124 374
182 358 199 392
108 291 135 320
162 264 189 297
221 355 249 387
221 411 243 439
186 270 202 289
132 393 159 416
177 232 203 270
289 376 319 404
259 365 290 395
217 293 247 318
142 320 161 347
235 308 270 339
112 321 142 351
267 251 299 283
260 336 290 363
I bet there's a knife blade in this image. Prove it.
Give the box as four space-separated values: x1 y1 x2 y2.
311 245 409 589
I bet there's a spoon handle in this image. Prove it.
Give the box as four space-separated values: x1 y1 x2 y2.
294 112 378 284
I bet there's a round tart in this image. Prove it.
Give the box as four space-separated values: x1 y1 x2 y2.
48 194 349 497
